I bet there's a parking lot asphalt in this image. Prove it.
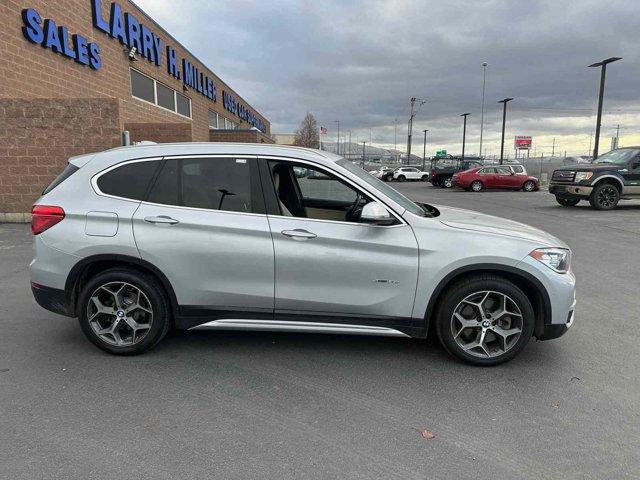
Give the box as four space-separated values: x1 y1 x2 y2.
1 185 639 480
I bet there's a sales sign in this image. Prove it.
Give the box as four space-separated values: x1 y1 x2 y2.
514 136 532 150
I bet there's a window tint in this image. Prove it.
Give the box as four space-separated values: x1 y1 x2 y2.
156 83 175 111
97 161 159 200
496 167 511 175
131 69 155 103
176 93 191 117
147 158 253 213
480 168 495 174
512 166 524 173
294 166 358 203
43 163 79 195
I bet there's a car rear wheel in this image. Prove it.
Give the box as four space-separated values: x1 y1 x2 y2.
443 177 453 188
77 268 170 355
435 275 535 366
470 180 484 192
589 183 620 210
555 195 580 207
522 180 536 192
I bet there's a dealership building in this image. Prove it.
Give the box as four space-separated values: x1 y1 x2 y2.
0 0 272 218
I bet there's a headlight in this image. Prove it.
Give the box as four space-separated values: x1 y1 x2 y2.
574 172 593 182
529 248 571 273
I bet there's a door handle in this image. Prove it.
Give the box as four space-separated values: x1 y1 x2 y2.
281 229 317 239
144 215 179 225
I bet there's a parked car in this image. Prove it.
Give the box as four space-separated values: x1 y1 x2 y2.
393 166 429 182
453 166 539 192
30 143 575 365
371 166 395 182
550 147 640 210
430 157 483 188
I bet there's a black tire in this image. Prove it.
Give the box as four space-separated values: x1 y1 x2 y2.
77 268 171 355
397 175 406 182
421 175 429 182
470 180 484 192
384 174 393 182
589 183 620 210
522 180 536 192
555 195 580 207
434 274 535 366
442 177 453 188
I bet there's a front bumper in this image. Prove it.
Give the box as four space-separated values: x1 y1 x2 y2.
538 299 575 340
549 183 593 197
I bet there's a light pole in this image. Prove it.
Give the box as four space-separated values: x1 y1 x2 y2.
334 120 340 156
348 130 352 159
498 98 513 164
460 113 470 159
406 97 426 165
394 118 398 156
361 141 367 168
422 129 428 171
588 57 622 160
479 62 487 158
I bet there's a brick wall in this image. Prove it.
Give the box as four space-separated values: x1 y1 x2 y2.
0 98 121 214
210 129 275 144
125 123 193 144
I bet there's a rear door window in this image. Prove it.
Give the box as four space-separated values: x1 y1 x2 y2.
96 160 160 200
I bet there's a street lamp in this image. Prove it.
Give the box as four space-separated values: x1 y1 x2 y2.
422 129 429 171
588 57 622 159
361 140 367 168
479 62 488 158
460 113 471 159
498 98 513 164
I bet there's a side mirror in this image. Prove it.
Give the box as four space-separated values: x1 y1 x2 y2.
360 202 395 225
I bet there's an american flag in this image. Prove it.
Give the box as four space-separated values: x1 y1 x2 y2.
320 126 327 135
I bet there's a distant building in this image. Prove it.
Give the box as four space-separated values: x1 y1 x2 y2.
272 133 297 146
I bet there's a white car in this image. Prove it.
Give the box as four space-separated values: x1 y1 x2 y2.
393 167 429 182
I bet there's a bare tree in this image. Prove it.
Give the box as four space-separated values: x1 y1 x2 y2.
294 112 320 149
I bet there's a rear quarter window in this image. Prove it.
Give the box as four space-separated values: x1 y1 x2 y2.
43 163 79 195
96 160 160 201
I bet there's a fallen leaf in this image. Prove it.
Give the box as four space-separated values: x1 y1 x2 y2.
551 402 560 409
420 429 436 439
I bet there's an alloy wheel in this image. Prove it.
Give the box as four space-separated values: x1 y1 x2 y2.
596 186 618 208
451 290 523 358
444 178 453 188
471 181 483 192
523 181 535 192
87 282 154 346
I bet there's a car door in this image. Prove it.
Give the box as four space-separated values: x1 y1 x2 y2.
261 158 420 321
478 167 496 187
132 156 274 314
622 155 640 194
495 166 516 188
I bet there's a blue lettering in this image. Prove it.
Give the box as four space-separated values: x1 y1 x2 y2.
183 59 195 88
59 26 76 59
21 8 44 44
73 34 90 65
125 13 142 52
43 19 63 53
109 3 127 45
141 25 155 63
167 46 179 77
152 34 163 67
89 42 102 70
91 0 110 34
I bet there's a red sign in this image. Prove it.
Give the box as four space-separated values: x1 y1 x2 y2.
514 136 532 150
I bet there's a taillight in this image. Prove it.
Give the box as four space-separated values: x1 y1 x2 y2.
31 205 65 235
431 170 436 177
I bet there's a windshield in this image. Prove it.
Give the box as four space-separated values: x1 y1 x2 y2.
337 159 426 216
595 149 640 165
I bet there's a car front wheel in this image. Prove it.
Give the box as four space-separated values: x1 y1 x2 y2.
77 268 171 355
523 180 536 192
443 177 453 188
470 180 483 192
397 175 406 182
435 275 535 366
421 175 429 181
589 183 620 210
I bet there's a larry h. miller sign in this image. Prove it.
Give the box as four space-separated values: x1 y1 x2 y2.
514 136 532 150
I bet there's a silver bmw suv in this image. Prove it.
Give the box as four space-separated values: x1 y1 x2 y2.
30 143 576 365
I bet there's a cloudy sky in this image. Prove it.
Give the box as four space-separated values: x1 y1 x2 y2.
136 0 640 157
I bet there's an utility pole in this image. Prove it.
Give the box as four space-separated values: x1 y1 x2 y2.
369 127 372 145
348 130 352 159
362 141 367 168
461 113 470 159
588 57 622 160
479 62 488 157
334 120 340 156
394 118 398 157
615 124 620 149
406 97 426 165
422 129 428 171
551 137 555 156
498 98 513 164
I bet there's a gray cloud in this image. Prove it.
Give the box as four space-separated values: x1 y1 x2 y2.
136 0 640 155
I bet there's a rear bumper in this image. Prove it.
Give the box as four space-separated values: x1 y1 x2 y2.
31 282 73 317
549 183 593 197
